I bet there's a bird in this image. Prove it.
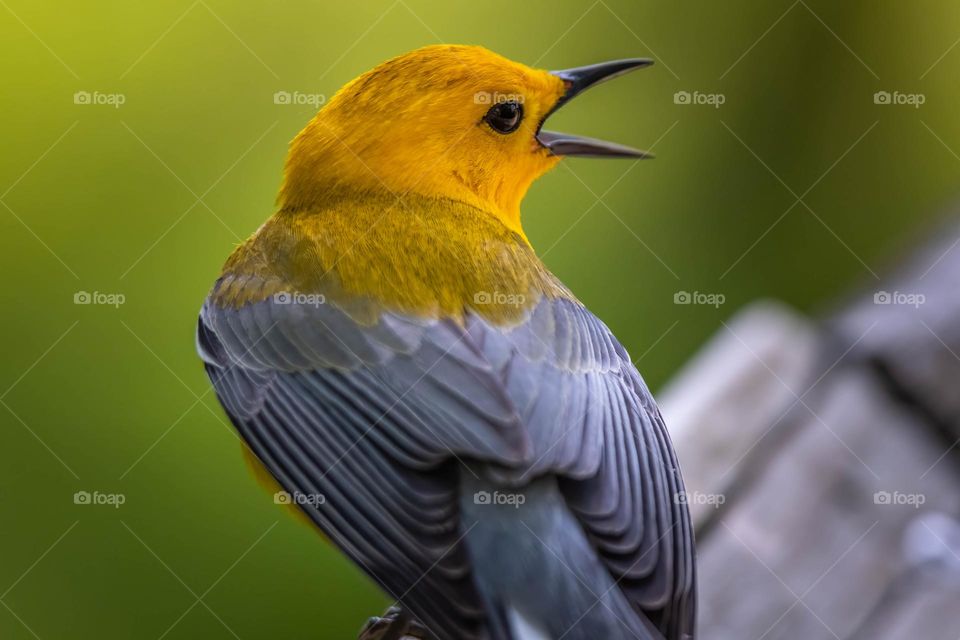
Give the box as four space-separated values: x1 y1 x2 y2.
197 44 696 640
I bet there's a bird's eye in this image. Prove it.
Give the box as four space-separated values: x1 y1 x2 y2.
483 101 523 134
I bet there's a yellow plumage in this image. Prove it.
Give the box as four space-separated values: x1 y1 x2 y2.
214 191 572 324
214 45 573 324
278 45 566 227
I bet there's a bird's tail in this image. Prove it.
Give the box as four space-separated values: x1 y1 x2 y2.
460 473 663 640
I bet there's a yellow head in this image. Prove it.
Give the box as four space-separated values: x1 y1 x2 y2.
278 45 651 236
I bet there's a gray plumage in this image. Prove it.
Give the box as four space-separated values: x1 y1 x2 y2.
198 289 696 639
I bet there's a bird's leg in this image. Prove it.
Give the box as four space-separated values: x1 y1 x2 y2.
357 605 428 640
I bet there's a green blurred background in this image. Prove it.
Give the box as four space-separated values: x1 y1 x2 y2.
2 1 959 638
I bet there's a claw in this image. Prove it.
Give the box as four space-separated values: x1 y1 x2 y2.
358 605 428 640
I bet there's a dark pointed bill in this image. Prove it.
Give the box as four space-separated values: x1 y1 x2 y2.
537 58 654 159
536 130 653 159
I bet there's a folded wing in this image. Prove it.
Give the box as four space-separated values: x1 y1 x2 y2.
199 280 695 639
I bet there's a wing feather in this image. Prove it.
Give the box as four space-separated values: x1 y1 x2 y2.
199 285 695 639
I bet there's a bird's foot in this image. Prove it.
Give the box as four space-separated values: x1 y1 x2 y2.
358 605 428 640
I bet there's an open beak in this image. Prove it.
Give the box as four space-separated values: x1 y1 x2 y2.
537 58 654 159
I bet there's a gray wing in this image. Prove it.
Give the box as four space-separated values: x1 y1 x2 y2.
198 282 695 639
199 285 523 639
473 300 697 639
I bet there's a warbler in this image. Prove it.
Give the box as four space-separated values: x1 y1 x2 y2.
197 45 695 640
